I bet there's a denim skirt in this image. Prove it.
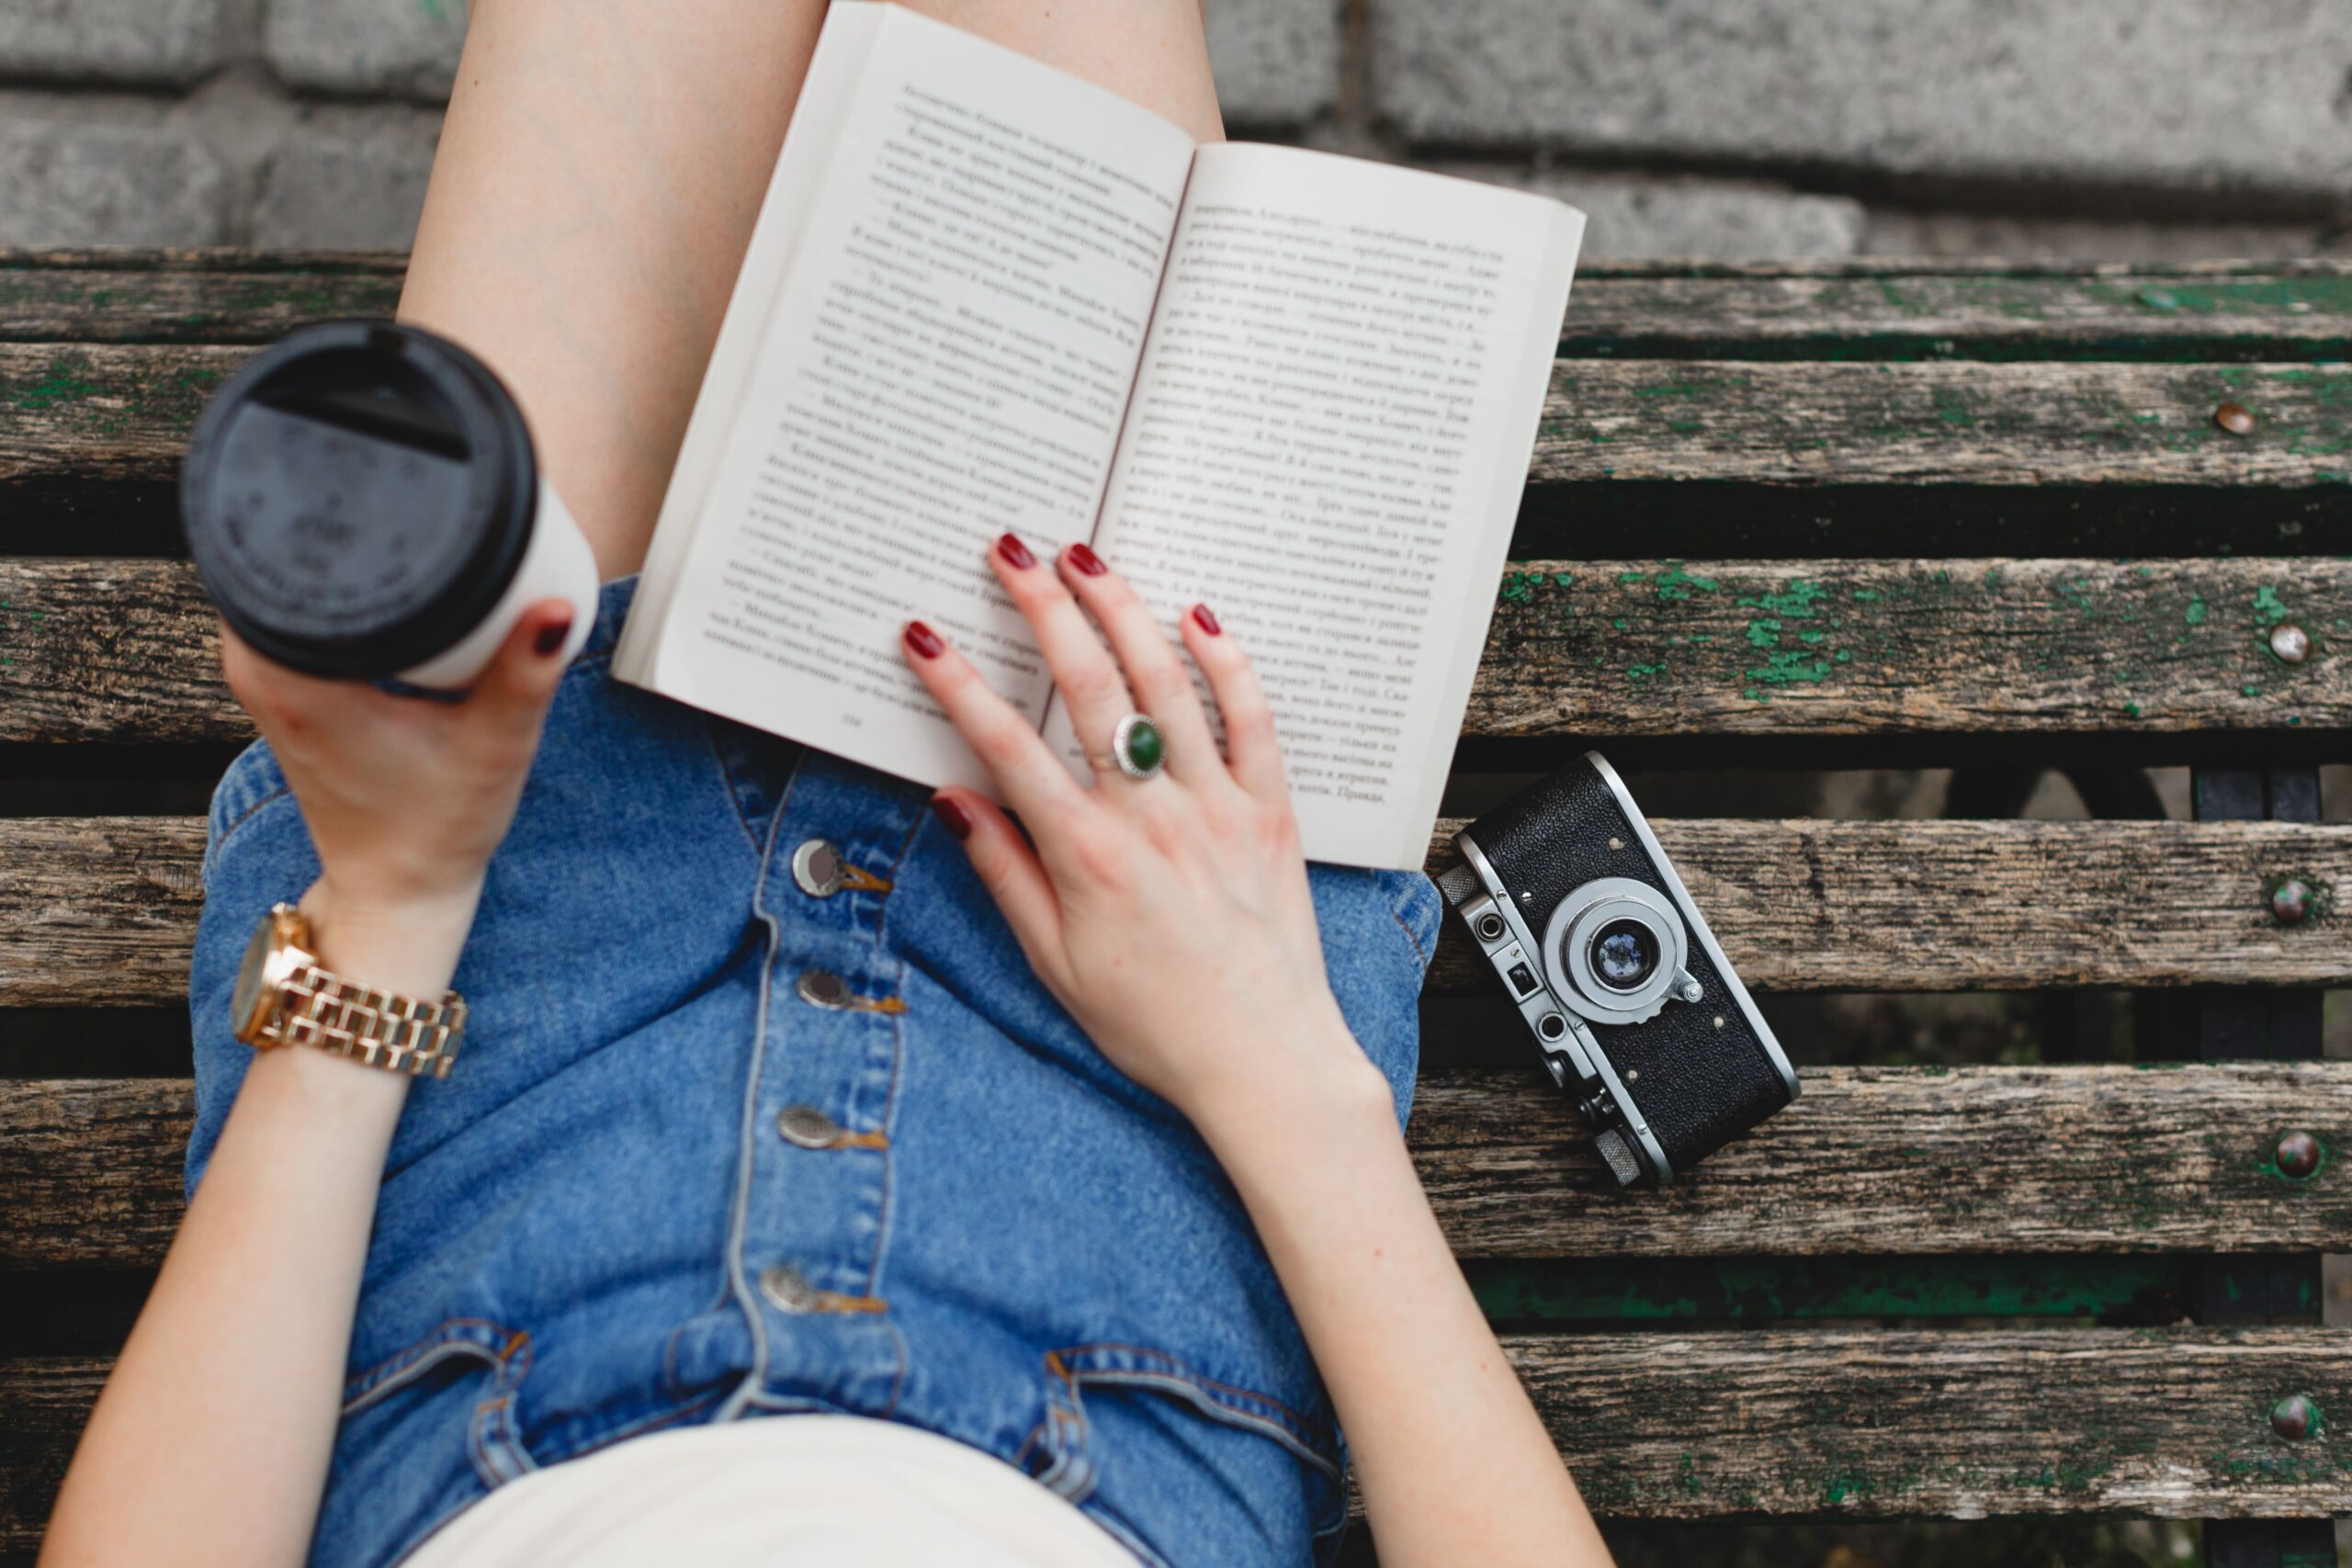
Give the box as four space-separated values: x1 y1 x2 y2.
187 577 1442 1568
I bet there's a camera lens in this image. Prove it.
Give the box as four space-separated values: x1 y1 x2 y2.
1542 878 1690 1025
1475 912 1506 942
1589 919 1659 991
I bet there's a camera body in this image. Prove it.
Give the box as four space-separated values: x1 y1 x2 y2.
1437 752 1798 1187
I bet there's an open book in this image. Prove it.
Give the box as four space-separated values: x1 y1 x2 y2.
614 1 1582 870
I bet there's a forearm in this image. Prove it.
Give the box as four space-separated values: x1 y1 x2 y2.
40 886 473 1568
1200 1050 1614 1568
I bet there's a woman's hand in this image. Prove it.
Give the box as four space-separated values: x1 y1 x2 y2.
900 534 1384 1139
217 601 579 978
904 539 1611 1567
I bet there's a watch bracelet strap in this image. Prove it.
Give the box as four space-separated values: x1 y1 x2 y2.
254 960 466 1078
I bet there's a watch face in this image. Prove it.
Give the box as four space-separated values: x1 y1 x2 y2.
232 908 278 1037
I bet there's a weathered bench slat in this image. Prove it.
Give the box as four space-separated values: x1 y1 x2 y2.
1532 359 2352 491
0 263 403 346
6 344 2346 507
4 558 2343 749
6 1323 2347 1544
6 253 2348 361
1414 1062 2352 1258
1475 557 2349 740
0 818 205 1009
1557 266 2352 363
1427 816 2352 993
7 816 2346 1008
9 1065 2345 1269
1508 1325 2352 1518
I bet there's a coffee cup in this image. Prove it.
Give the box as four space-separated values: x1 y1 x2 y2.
180 320 598 688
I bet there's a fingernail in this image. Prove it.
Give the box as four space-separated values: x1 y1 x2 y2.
1190 603 1221 637
930 794 974 841
904 620 945 660
996 532 1036 570
534 617 572 658
1067 542 1108 577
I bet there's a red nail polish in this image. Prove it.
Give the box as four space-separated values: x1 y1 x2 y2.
996 533 1036 570
1190 603 1221 637
904 620 945 659
1066 542 1108 577
535 617 572 657
931 794 974 841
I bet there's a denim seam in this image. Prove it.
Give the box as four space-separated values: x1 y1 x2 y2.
532 1386 724 1472
1048 1341 1340 1468
714 754 807 1422
469 1332 537 1484
341 1316 517 1416
1074 1505 1174 1568
1385 879 1437 970
858 995 912 1419
206 782 293 884
854 784 925 1416
702 717 768 861
867 791 931 943
468 1392 537 1485
1079 1366 1341 1482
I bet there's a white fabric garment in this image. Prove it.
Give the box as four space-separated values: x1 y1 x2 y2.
400 1414 1141 1567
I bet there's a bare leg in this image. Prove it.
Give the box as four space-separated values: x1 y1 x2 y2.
399 0 1223 581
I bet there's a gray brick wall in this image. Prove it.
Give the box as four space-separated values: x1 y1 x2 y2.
1 0 2346 259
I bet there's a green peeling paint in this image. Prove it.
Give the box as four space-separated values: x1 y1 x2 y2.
1498 570 1545 604
1728 579 1842 702
1745 650 1835 694
1616 563 1720 602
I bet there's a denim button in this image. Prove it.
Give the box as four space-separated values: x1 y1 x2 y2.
797 969 849 1009
790 839 844 897
758 1263 815 1313
776 1105 841 1147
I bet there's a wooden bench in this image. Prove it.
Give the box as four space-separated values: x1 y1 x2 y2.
3 249 2348 1563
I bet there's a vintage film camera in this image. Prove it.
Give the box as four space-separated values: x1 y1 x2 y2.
1436 752 1799 1187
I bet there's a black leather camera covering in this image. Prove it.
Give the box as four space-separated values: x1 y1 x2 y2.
1466 756 1792 1172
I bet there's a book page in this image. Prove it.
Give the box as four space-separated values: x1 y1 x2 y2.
1063 144 1581 867
630 3 1195 790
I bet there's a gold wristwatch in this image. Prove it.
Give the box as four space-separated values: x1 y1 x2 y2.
231 902 467 1078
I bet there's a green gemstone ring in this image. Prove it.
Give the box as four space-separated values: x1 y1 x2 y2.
1108 713 1166 781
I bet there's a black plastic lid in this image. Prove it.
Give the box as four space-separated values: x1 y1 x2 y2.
179 320 540 679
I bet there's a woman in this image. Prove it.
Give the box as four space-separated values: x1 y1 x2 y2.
40 2 1612 1564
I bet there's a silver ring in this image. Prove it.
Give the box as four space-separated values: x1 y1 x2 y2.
1093 713 1165 781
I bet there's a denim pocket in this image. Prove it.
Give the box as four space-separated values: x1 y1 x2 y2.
1021 1341 1347 1560
341 1316 537 1488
